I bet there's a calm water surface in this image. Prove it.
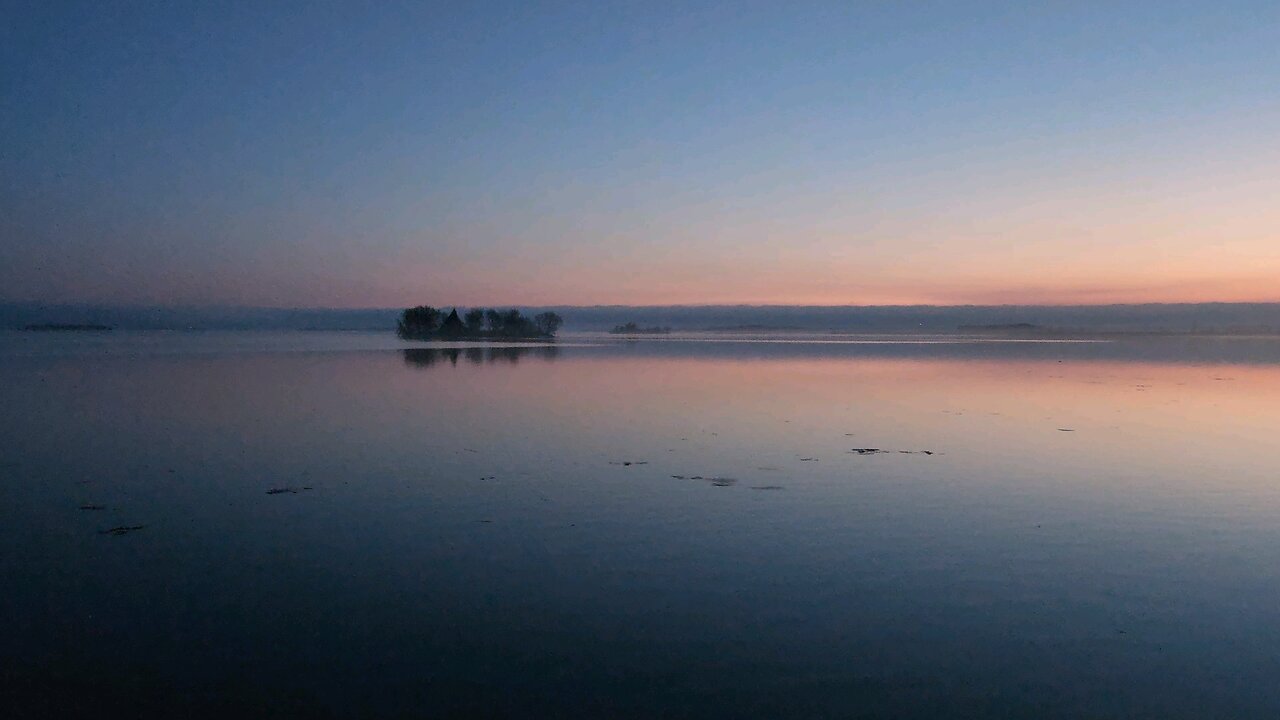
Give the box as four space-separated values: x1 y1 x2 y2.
3 331 1280 718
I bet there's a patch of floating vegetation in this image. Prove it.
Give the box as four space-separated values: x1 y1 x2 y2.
266 486 313 495
850 448 936 455
671 475 738 487
609 461 649 466
100 525 145 536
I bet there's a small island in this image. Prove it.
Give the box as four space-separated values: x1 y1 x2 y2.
957 323 1046 335
397 306 562 340
609 322 671 335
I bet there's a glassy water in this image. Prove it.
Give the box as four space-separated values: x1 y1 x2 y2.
4 331 1280 718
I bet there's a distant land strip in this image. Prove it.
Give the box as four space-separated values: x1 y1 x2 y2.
6 302 1280 334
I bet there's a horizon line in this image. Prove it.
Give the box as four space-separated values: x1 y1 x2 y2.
8 299 1280 312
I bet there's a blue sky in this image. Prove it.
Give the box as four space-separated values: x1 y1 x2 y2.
3 1 1278 306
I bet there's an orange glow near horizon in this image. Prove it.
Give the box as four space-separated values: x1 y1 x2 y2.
364 250 1280 309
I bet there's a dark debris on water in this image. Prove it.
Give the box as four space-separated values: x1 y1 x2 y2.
100 525 145 536
266 486 313 495
671 474 738 487
850 448 936 455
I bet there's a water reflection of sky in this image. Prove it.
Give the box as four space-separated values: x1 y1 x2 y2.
3 333 1280 717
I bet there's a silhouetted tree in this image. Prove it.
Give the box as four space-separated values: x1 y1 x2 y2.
438 308 466 336
534 312 563 336
485 309 503 333
398 306 442 339
501 309 524 334
464 308 485 332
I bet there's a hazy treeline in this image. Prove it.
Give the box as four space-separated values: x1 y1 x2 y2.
0 303 399 331
554 304 1280 334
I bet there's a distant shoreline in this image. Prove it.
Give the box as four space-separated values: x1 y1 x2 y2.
703 324 805 332
8 302 1280 335
610 322 671 335
951 324 1280 339
22 323 112 332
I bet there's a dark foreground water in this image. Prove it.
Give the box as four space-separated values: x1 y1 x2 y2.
4 330 1280 718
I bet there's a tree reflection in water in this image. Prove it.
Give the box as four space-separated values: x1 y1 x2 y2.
402 345 559 368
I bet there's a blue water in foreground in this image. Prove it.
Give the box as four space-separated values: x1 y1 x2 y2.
3 330 1280 718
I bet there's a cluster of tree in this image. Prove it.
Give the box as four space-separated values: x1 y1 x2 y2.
609 322 671 335
397 306 562 340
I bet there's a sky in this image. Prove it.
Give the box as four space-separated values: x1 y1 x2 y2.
2 1 1278 308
